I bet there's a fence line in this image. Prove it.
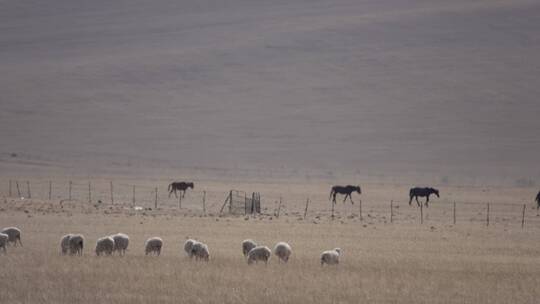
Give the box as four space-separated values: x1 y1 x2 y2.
1 179 538 228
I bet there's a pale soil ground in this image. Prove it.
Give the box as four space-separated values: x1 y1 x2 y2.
1 175 540 303
1 0 540 182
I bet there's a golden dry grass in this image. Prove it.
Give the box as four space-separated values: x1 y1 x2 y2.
2 180 540 304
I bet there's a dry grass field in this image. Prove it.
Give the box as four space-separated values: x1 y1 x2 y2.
1 177 540 304
2 0 539 302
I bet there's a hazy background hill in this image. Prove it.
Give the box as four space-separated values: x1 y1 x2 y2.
1 0 539 185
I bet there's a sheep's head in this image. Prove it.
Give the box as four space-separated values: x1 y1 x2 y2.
334 248 342 255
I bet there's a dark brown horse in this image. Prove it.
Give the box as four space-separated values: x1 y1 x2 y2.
329 185 361 204
409 187 439 207
168 182 194 198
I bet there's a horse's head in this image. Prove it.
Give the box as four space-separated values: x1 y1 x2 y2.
356 186 362 194
432 188 439 197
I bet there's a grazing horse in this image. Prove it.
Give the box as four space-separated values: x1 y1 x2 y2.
329 185 361 204
409 187 439 207
168 182 194 198
536 191 540 210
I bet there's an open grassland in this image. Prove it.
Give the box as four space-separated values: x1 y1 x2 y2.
1 181 540 304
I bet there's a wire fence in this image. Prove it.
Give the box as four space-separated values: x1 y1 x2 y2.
1 179 538 228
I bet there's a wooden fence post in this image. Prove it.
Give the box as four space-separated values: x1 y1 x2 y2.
88 182 91 203
420 204 423 224
229 191 233 214
486 203 490 227
276 197 282 218
26 181 31 198
68 181 72 201
453 201 456 225
16 181 21 197
110 181 114 204
132 185 136 206
390 200 393 223
49 181 52 200
521 204 526 229
154 187 158 209
304 198 309 219
9 180 12 197
359 199 362 221
202 191 206 215
244 193 248 215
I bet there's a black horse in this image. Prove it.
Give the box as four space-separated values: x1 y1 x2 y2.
536 191 540 210
329 185 361 204
409 187 439 207
168 182 194 198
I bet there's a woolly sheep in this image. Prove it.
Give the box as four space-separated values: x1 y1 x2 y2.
69 234 84 256
247 246 271 265
60 234 74 255
184 239 196 257
111 233 129 256
320 248 341 266
273 242 292 263
190 241 210 261
0 233 8 254
1 227 22 247
145 237 163 256
95 236 115 256
242 239 257 257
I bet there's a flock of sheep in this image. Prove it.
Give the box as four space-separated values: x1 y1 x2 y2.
1 226 342 265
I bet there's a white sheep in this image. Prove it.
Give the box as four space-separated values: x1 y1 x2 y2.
145 237 163 256
242 239 257 257
60 234 74 255
1 227 22 247
190 241 210 261
95 236 115 256
69 234 84 256
184 239 196 257
321 248 341 266
0 233 8 254
247 246 271 265
111 233 129 256
273 242 292 263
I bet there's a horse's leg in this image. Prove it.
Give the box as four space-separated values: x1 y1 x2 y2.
168 189 172 198
182 190 186 198
416 196 420 207
409 196 413 206
332 193 337 204
174 189 178 198
349 194 355 205
425 195 430 208
343 194 348 203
